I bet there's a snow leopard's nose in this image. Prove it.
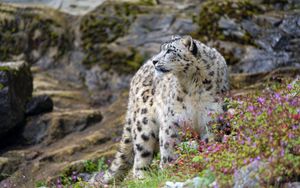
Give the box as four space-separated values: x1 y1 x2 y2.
152 60 158 65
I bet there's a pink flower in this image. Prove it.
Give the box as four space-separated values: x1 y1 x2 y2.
292 114 300 120
274 93 281 100
288 132 294 139
223 135 229 143
267 108 273 115
287 84 292 90
257 97 265 104
247 106 255 111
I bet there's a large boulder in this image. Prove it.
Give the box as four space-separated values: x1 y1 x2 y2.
0 61 33 138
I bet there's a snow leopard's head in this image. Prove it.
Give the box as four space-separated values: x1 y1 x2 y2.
152 35 200 75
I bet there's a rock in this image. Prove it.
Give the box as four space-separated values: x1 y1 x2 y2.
0 151 24 181
230 67 300 89
0 61 33 138
231 47 290 73
233 161 268 188
25 95 53 116
218 17 240 31
0 157 10 180
194 0 300 74
23 109 103 145
164 176 215 188
284 182 300 188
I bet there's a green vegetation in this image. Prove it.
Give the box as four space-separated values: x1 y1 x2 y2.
83 158 108 173
139 0 157 6
121 78 300 187
35 157 108 187
0 65 10 72
123 169 180 188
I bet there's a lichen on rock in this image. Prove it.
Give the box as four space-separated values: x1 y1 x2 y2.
80 1 150 73
193 0 262 44
0 3 73 63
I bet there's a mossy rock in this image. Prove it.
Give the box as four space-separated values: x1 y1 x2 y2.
192 0 262 43
80 1 150 73
83 45 145 74
0 61 33 137
80 1 147 45
0 4 73 62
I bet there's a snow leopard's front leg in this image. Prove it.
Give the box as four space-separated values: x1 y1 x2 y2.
159 118 181 168
132 110 159 179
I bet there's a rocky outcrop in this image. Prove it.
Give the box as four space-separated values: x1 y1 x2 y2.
23 109 103 145
233 161 268 188
193 0 300 73
0 61 32 138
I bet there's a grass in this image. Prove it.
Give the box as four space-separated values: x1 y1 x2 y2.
123 168 173 188
35 157 109 188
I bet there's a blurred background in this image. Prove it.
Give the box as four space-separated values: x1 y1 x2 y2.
0 0 299 187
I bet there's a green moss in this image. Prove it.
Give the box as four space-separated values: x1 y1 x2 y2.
138 0 157 6
83 46 145 74
0 65 11 72
80 1 148 73
80 1 143 44
126 51 145 71
193 0 262 44
0 83 4 90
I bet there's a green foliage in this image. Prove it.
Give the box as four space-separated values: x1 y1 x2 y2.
83 157 109 173
35 157 109 187
0 83 4 90
122 164 186 188
35 180 47 187
173 78 300 187
97 157 109 172
192 155 203 163
123 169 169 188
83 160 98 173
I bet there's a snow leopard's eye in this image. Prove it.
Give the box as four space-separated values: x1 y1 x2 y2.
166 49 174 54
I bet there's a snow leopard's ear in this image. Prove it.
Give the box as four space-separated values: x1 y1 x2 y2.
171 35 181 40
181 35 197 56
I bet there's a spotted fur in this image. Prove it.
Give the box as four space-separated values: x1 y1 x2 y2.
101 35 229 184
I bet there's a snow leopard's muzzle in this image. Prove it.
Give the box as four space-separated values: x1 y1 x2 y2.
153 60 171 73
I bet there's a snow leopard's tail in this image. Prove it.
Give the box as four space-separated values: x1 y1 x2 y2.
102 120 134 184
